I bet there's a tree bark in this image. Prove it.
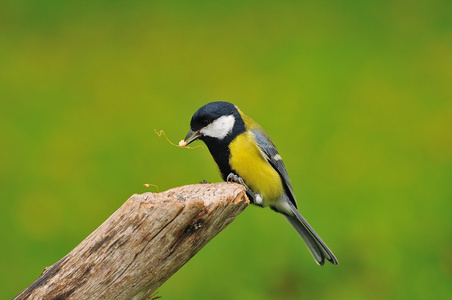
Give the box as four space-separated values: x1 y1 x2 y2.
15 182 248 300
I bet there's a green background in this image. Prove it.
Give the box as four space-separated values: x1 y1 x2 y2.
1 1 451 299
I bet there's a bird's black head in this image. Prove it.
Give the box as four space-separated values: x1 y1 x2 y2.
183 101 245 146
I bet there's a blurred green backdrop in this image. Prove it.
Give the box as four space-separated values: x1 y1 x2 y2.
1 0 451 299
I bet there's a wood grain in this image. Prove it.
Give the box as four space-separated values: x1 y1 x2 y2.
15 182 248 300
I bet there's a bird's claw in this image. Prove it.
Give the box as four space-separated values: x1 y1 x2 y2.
226 173 259 204
226 173 245 185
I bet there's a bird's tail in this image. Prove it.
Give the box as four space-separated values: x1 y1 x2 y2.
282 202 338 266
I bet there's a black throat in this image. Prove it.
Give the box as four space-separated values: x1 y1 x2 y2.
201 114 246 181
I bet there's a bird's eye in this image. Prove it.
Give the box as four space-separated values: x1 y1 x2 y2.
201 119 210 127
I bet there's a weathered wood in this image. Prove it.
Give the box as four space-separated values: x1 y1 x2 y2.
15 182 248 300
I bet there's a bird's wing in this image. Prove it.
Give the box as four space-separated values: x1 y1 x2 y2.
252 128 298 208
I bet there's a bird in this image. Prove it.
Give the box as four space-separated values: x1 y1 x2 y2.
182 101 338 266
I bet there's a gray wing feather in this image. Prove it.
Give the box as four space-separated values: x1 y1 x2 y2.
252 129 297 207
253 128 339 265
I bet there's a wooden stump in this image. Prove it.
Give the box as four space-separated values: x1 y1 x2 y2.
15 182 248 300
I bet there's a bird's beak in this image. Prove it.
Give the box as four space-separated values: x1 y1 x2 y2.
183 129 202 146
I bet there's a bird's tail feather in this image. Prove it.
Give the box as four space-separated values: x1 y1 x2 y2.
283 202 338 266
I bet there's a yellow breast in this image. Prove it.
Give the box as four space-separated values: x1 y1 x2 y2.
229 131 283 204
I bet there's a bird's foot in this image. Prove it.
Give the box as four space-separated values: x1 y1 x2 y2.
226 173 245 185
226 173 262 206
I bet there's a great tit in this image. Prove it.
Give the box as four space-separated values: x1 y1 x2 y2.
183 101 338 266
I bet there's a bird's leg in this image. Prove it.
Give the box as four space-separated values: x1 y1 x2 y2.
226 172 262 206
226 172 245 185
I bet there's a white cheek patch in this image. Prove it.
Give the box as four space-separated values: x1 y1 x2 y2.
200 115 235 139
